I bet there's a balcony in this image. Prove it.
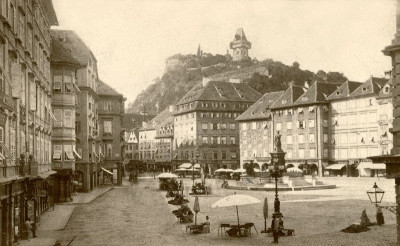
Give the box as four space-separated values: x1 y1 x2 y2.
52 93 75 106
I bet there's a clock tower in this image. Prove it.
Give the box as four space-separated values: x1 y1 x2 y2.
229 28 252 61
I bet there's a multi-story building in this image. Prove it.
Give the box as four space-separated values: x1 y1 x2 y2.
155 106 174 171
236 91 283 168
97 80 125 185
327 77 390 177
0 0 58 245
138 120 157 170
270 82 339 176
229 28 251 61
173 78 261 174
123 113 155 162
51 29 100 193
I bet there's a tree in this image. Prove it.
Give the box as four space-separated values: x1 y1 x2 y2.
292 61 300 69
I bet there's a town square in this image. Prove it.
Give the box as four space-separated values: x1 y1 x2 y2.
0 0 399 245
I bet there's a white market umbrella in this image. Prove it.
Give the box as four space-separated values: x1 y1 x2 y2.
214 168 234 173
287 167 302 173
175 168 188 172
233 168 246 173
212 194 261 234
253 168 261 173
156 173 178 178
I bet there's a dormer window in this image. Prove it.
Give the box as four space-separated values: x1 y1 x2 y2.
282 99 287 104
384 87 390 93
302 96 308 101
336 91 340 95
362 87 368 92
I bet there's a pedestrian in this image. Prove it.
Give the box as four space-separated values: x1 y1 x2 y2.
31 221 37 238
25 219 32 238
272 216 283 243
202 215 210 233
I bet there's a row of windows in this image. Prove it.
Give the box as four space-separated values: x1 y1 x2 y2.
332 131 379 145
331 147 379 159
274 106 328 117
276 119 322 130
201 136 236 145
331 112 377 126
201 123 236 130
175 101 250 112
200 112 239 118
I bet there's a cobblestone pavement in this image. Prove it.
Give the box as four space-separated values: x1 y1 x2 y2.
40 178 397 246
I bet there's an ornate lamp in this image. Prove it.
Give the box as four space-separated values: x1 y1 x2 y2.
367 182 385 205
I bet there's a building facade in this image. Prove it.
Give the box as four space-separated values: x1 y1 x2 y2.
154 106 174 171
328 78 391 177
173 78 261 174
138 122 156 170
51 29 101 193
236 91 283 168
97 80 125 185
0 0 58 245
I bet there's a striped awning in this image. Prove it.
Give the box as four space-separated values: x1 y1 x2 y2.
325 164 346 170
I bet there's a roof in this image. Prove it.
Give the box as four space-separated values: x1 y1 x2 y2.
376 78 393 99
293 82 340 106
40 0 58 26
271 85 306 109
326 81 363 100
50 29 96 66
97 80 123 97
140 107 175 131
176 80 262 107
123 113 156 130
234 28 248 41
236 91 284 121
349 77 389 98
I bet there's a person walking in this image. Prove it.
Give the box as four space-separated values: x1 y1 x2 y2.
25 219 32 239
31 221 37 238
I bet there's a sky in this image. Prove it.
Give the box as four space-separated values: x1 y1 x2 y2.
52 0 396 105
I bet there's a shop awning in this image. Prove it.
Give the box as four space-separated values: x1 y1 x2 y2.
0 152 4 160
357 162 386 170
65 151 74 160
38 170 57 179
178 163 192 169
325 164 346 170
73 83 81 92
52 152 61 160
101 167 113 175
73 149 82 159
193 164 201 169
49 110 57 121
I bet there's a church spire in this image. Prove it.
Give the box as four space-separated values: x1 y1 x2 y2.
197 44 201 57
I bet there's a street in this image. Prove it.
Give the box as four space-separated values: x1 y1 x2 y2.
32 177 397 246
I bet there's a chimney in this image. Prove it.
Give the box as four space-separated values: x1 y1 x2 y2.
384 70 392 79
202 77 211 87
229 78 241 83
304 80 310 89
169 105 174 112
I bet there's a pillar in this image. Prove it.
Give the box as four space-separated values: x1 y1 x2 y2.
59 177 65 203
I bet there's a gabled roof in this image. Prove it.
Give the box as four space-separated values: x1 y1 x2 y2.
376 78 393 99
176 80 262 106
140 107 175 131
236 91 284 121
293 82 339 106
350 77 389 98
123 113 156 130
326 81 363 100
271 85 306 109
40 0 58 26
50 30 96 66
97 80 123 97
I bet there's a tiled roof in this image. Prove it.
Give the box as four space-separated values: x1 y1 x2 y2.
50 30 95 66
234 28 248 41
326 81 363 100
97 80 123 97
271 85 306 109
176 80 262 106
236 91 284 121
293 82 339 106
123 113 156 130
140 107 175 131
40 0 58 26
349 77 389 98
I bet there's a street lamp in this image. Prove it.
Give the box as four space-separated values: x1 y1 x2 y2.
268 132 286 243
303 160 309 175
366 183 396 214
192 151 200 186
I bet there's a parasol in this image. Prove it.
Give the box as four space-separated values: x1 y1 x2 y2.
193 196 200 225
156 173 178 178
214 168 234 173
232 168 246 173
212 194 261 235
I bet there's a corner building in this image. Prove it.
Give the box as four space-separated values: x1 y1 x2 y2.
51 30 100 194
173 78 261 174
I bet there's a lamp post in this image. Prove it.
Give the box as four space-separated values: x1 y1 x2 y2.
366 182 396 214
268 132 286 243
192 151 200 186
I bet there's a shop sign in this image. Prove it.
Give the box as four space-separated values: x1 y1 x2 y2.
38 190 47 197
